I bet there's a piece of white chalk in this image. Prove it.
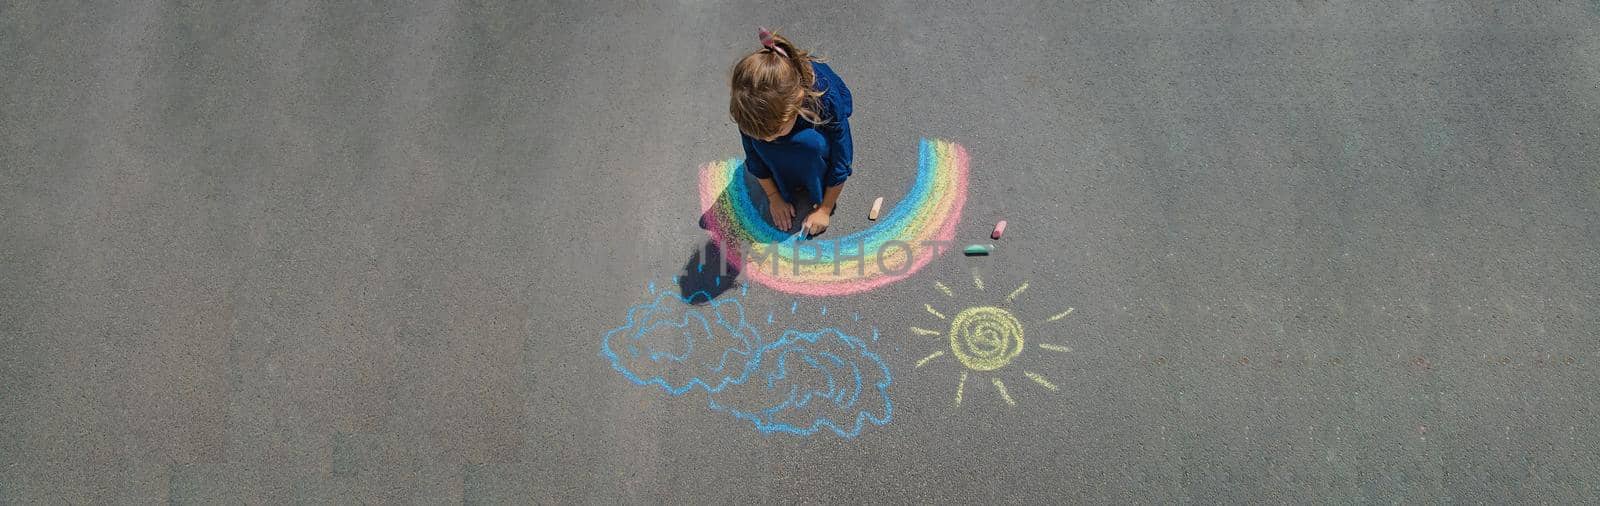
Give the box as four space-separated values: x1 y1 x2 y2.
869 197 883 220
991 220 1007 240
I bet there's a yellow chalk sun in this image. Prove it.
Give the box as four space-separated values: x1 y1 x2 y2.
948 306 1024 371
913 274 1073 407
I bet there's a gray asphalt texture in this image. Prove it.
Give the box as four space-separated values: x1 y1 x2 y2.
4 0 1600 503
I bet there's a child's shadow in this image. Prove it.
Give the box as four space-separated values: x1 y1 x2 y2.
682 169 772 304
677 239 739 304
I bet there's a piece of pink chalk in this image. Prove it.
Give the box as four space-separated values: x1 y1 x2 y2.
991 220 1007 240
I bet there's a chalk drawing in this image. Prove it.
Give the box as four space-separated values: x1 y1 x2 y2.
1023 371 1059 390
602 289 892 438
947 306 1025 372
699 138 970 296
911 275 1075 407
1045 308 1075 322
1004 281 1028 304
954 371 968 407
992 378 1015 406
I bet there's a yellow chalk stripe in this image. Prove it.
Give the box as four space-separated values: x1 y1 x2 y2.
916 350 945 368
993 378 1016 405
955 372 968 406
973 273 985 291
1039 343 1071 353
1024 371 1059 391
934 281 954 298
910 327 942 336
925 304 948 320
1046 307 1075 322
1005 282 1029 304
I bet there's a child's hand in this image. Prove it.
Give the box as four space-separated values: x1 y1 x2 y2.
769 198 795 231
802 208 830 236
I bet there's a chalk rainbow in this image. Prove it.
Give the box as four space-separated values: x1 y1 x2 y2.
699 138 969 296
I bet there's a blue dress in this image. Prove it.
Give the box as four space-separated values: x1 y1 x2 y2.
740 62 853 208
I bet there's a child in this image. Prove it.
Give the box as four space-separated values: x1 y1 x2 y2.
730 28 852 236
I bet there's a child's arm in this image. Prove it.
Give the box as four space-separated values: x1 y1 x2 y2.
819 66 854 191
810 114 850 236
822 119 852 189
756 176 796 231
755 176 782 201
818 183 843 214
743 135 795 231
802 183 843 235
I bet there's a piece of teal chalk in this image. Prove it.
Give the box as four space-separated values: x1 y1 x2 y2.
964 244 994 256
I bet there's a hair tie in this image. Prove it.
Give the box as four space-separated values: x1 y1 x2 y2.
758 26 788 58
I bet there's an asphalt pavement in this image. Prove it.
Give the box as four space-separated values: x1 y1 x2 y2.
3 0 1599 502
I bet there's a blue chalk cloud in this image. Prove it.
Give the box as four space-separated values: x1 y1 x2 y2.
601 290 892 439
716 328 892 438
601 292 762 396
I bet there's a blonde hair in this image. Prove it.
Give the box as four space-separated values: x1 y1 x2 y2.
729 30 825 139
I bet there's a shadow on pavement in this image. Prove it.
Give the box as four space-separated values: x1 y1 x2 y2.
678 240 739 304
